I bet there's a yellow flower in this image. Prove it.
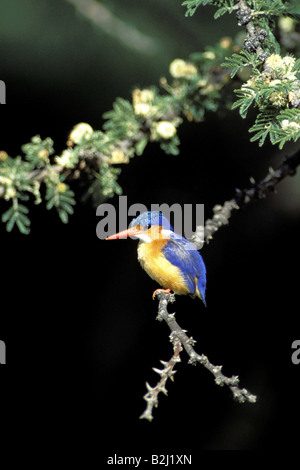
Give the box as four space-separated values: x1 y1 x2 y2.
38 149 49 159
55 149 73 168
68 122 93 146
132 89 155 116
288 90 300 107
220 37 232 49
134 103 151 116
57 182 67 193
269 91 287 108
4 186 16 200
197 79 208 88
155 121 177 139
269 79 281 86
38 149 50 164
133 89 154 104
110 150 128 164
281 119 300 130
278 17 295 34
139 89 154 103
282 56 296 74
202 51 216 60
169 59 198 79
0 151 8 161
281 119 289 130
0 176 10 185
265 54 284 71
200 84 215 95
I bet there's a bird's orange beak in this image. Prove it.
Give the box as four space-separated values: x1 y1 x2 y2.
106 227 140 240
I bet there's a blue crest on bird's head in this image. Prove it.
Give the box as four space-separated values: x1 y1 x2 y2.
129 211 173 231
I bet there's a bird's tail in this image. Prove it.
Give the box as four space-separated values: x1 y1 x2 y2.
196 276 207 307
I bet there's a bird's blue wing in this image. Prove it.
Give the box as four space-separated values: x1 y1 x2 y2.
162 236 206 303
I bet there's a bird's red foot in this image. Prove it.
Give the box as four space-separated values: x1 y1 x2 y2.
152 288 172 300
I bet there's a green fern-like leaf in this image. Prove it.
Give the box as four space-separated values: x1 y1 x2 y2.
232 88 256 118
182 0 208 17
103 97 140 141
96 164 122 199
271 108 300 148
160 134 181 156
222 51 263 78
249 110 278 146
213 0 236 18
1 199 30 234
45 182 75 224
22 135 54 167
255 0 298 18
135 137 148 156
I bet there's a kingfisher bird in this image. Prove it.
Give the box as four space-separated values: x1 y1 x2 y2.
106 211 206 306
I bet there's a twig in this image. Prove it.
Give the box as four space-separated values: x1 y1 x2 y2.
140 291 256 421
234 150 300 206
139 336 182 422
190 148 300 247
156 292 256 404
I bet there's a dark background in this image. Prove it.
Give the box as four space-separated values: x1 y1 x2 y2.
0 0 299 456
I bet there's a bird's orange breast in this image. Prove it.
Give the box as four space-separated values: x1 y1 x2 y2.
137 239 191 295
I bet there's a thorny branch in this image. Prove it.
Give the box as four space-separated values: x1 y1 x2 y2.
190 147 300 248
140 291 257 421
139 335 182 422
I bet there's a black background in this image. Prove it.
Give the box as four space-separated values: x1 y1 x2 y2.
0 0 299 458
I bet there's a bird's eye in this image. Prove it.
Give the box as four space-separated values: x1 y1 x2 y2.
146 223 152 230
